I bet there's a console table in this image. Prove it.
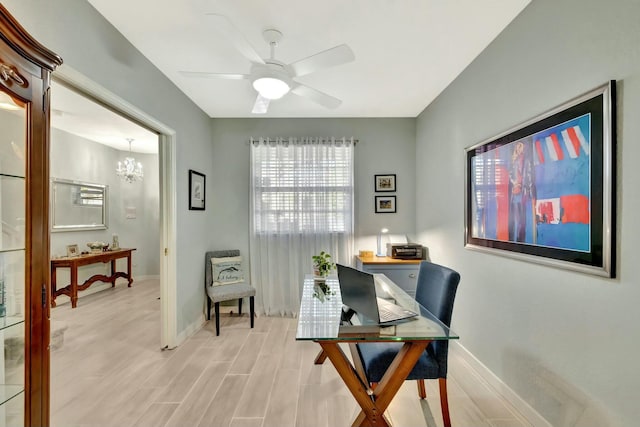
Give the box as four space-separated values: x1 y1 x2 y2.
51 248 136 308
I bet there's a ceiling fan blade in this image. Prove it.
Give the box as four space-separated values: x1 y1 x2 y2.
206 14 265 65
179 71 249 80
252 94 270 114
291 84 342 109
289 44 355 77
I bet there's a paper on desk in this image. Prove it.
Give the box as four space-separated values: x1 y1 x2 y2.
387 234 408 244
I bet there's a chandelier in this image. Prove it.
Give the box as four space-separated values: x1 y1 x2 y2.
116 138 143 183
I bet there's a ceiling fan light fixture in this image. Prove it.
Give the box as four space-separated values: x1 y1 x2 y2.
252 77 290 100
181 17 354 113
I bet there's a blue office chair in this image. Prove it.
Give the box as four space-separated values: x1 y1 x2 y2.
355 261 460 427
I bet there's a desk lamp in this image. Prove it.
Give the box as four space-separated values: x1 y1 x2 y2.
376 228 389 257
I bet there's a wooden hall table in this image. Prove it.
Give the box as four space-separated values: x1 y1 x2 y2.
296 274 458 427
51 248 136 308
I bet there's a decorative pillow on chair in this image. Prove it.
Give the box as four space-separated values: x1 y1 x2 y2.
211 256 244 286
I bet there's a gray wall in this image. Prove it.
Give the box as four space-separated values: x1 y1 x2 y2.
210 118 416 268
50 129 159 302
4 0 215 333
415 0 640 425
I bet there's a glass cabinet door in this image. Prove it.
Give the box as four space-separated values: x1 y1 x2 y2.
0 4 63 425
0 88 26 426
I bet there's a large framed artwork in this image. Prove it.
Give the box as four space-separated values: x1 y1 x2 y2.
464 81 616 277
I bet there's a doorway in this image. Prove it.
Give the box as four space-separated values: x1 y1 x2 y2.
51 66 177 348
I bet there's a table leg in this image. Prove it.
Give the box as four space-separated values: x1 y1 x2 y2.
51 264 57 308
127 252 133 287
319 340 431 427
351 341 430 427
318 342 389 427
110 259 117 287
314 349 328 365
70 265 78 308
349 343 369 386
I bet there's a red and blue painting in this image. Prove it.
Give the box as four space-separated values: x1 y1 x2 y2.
471 114 591 252
465 81 615 277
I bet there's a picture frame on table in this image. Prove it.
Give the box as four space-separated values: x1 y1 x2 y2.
464 81 616 277
375 195 396 213
374 174 396 192
66 244 79 258
189 169 206 211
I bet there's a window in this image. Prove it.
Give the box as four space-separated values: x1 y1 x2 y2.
251 138 354 234
249 137 355 315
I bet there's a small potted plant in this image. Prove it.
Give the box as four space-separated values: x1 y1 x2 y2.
312 251 335 279
312 251 336 301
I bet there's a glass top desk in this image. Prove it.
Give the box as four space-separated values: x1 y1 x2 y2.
296 274 458 427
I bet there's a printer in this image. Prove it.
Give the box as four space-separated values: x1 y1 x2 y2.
386 243 423 260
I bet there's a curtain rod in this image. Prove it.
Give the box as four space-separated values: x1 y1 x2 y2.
248 136 359 145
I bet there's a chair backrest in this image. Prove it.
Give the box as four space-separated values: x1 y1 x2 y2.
415 260 460 377
205 249 240 287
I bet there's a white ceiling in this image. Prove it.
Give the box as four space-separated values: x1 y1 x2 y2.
51 82 158 153
87 0 531 118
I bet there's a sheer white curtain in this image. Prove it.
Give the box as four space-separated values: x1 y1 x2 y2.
250 137 355 316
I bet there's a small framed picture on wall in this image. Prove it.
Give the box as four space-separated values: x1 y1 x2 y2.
374 174 396 192
375 196 396 213
189 169 206 210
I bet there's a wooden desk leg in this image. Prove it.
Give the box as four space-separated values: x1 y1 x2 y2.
127 253 133 287
314 349 328 365
318 342 390 427
349 343 369 386
51 264 57 308
70 265 78 308
351 341 430 427
110 259 117 287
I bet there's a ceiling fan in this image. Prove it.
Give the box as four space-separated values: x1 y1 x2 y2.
180 14 355 114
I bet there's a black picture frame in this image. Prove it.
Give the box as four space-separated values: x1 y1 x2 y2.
464 81 616 277
189 169 206 211
374 174 396 192
375 195 396 213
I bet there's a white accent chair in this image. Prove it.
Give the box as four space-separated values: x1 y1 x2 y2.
205 250 255 336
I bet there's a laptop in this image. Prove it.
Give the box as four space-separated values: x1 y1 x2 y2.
336 264 418 325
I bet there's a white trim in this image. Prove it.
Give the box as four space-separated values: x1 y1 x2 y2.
134 274 161 281
450 341 552 427
53 64 178 349
160 132 178 349
175 314 206 346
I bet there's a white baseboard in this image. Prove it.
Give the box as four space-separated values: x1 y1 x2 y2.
450 341 552 427
135 274 160 281
175 314 206 347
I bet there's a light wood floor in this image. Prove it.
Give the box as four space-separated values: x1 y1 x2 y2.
51 278 530 427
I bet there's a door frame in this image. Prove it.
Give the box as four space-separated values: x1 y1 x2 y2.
52 64 178 348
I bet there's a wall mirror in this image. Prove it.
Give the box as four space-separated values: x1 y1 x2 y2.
51 178 108 232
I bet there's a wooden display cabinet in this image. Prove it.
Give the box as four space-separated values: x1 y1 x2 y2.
0 5 62 426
